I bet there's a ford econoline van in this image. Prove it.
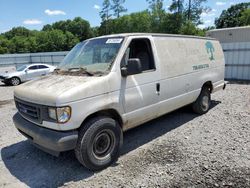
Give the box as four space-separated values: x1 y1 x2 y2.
13 33 226 170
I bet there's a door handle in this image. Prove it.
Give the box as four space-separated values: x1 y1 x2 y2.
156 83 160 95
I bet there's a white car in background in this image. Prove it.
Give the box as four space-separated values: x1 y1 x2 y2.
0 64 56 86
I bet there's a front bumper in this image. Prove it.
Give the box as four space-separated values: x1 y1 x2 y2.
0 76 7 82
13 113 78 156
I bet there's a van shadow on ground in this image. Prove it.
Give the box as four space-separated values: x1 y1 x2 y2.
1 101 220 187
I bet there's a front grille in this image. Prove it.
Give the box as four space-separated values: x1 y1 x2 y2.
15 99 41 123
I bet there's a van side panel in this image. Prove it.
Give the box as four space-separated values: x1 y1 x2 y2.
154 37 224 80
153 37 224 116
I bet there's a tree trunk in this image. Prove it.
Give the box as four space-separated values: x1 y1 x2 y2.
177 0 180 13
188 0 191 20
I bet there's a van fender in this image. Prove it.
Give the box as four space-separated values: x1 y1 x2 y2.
73 93 124 130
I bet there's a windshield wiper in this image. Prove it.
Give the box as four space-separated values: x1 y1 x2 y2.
68 67 94 76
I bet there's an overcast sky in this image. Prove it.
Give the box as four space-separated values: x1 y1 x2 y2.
0 0 249 33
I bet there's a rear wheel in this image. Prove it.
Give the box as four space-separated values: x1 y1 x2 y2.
192 87 211 114
75 116 123 171
10 77 21 86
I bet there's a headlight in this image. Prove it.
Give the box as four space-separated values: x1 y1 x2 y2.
48 106 71 123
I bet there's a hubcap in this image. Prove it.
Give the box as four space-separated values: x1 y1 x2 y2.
93 130 115 159
12 78 20 86
201 95 209 111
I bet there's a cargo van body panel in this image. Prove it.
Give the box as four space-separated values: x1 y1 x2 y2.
13 33 226 160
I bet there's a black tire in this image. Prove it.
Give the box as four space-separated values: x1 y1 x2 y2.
192 87 211 114
75 116 123 171
10 77 21 86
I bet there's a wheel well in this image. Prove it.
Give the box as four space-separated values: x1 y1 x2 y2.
10 76 21 81
80 109 123 129
202 81 213 93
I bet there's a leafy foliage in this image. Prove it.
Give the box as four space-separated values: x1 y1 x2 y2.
0 0 221 54
240 8 250 26
111 0 127 18
42 17 93 41
99 11 152 35
215 3 250 28
100 0 112 21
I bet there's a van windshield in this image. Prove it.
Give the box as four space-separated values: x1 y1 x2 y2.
58 37 124 75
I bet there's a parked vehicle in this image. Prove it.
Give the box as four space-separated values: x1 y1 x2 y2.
0 64 56 86
13 33 226 170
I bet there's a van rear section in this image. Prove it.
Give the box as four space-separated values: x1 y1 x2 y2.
143 35 225 118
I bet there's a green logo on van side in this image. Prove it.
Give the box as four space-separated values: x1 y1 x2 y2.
205 41 215 61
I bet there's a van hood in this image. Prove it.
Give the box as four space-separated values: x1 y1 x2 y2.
14 75 110 106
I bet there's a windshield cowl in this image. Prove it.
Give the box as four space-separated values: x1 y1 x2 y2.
53 68 107 77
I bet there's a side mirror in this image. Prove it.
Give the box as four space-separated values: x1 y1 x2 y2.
121 58 142 77
25 69 28 73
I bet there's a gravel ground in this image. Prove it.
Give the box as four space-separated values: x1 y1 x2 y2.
0 82 249 188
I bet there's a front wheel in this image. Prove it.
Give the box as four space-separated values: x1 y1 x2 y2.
192 87 211 114
10 77 21 86
75 116 123 171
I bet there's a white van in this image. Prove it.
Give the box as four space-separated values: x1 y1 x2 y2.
13 33 226 170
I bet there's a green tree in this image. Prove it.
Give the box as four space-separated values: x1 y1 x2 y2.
99 11 152 35
147 0 166 32
162 13 183 34
42 17 93 41
167 0 185 34
111 0 127 18
63 31 79 51
36 30 67 52
42 24 53 31
10 36 32 53
91 27 100 37
128 11 152 32
169 0 184 13
3 27 34 39
186 0 208 24
180 21 205 36
169 0 208 25
240 8 250 25
0 35 11 54
100 0 112 34
215 3 250 28
100 0 112 21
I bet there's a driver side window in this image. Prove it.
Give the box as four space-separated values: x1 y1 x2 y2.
127 39 155 72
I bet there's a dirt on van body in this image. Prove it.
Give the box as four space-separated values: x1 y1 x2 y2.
0 82 249 188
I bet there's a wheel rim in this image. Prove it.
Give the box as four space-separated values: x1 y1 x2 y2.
201 95 209 111
11 78 20 86
93 129 115 159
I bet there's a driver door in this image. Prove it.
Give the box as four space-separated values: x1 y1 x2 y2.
121 37 160 130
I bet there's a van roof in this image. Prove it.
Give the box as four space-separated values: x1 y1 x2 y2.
207 26 250 32
93 33 216 41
